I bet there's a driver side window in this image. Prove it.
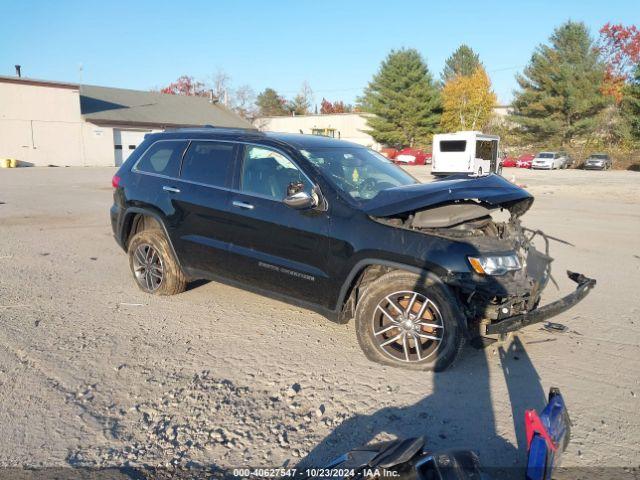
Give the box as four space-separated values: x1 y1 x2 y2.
240 146 312 201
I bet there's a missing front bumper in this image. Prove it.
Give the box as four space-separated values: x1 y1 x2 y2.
484 271 596 335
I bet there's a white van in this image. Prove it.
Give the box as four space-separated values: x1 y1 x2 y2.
431 131 501 176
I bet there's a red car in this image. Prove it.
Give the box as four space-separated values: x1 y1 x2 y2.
501 156 517 167
393 148 432 165
516 154 535 169
380 147 398 160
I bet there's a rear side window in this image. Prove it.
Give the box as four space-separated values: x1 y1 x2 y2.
475 140 497 161
440 140 466 152
180 141 236 187
135 140 188 177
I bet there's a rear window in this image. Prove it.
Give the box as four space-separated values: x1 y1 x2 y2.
439 140 466 152
180 141 236 187
135 140 188 177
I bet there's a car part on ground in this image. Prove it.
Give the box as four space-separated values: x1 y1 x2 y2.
525 388 571 480
111 129 595 371
320 388 570 480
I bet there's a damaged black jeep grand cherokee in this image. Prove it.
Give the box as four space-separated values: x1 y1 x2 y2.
111 129 595 371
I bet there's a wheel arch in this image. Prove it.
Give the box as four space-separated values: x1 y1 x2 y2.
335 259 468 335
120 207 183 270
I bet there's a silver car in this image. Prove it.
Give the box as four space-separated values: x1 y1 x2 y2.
584 153 612 170
531 151 567 170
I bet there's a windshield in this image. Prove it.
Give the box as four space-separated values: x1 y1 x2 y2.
300 147 418 201
537 153 555 159
590 154 608 159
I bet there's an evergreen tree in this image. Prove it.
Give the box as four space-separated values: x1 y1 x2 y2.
441 44 482 83
441 67 497 131
510 21 608 144
359 48 441 147
621 64 640 141
256 88 288 116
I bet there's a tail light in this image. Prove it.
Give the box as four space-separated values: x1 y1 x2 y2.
112 175 121 189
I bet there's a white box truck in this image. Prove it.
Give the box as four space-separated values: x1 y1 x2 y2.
431 131 501 176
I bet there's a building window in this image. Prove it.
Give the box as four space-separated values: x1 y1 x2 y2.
129 145 136 150
114 145 123 150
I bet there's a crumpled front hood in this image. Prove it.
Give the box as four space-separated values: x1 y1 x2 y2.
364 174 534 217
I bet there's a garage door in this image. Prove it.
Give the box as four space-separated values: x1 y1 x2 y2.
113 129 155 166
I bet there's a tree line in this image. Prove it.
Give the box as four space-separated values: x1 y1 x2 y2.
158 21 639 157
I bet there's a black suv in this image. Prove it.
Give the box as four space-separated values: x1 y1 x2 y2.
111 128 595 370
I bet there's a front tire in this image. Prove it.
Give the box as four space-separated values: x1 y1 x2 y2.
354 271 465 371
128 229 187 295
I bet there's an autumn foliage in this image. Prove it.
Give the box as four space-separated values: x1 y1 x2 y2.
320 98 353 114
598 23 640 103
159 75 209 97
440 67 496 131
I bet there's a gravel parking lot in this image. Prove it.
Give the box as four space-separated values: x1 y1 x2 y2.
0 166 639 476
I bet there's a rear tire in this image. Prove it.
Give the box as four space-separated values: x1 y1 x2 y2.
128 229 187 296
354 271 465 371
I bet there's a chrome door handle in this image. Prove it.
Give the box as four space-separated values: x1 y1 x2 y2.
232 200 254 210
162 186 180 193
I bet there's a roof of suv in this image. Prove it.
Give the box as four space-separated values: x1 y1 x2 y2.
152 128 364 149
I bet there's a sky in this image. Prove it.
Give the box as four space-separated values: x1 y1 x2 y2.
2 0 638 107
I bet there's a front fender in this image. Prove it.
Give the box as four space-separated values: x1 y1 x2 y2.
335 259 470 336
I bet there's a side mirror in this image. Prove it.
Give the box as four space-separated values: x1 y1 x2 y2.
283 190 317 210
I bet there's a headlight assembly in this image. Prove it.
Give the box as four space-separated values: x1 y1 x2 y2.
468 253 522 276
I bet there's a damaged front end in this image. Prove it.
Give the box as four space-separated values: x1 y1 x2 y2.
368 174 596 342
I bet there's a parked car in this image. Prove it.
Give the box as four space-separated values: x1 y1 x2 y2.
583 153 612 170
516 153 535 168
380 147 399 160
561 153 575 168
531 152 567 170
501 156 517 168
393 148 432 165
111 128 595 371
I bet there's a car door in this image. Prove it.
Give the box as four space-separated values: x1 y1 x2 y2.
225 143 333 307
128 138 190 237
170 140 240 277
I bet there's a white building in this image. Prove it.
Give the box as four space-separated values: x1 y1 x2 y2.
0 75 252 167
255 113 380 150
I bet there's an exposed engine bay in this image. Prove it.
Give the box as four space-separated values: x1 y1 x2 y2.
373 198 556 338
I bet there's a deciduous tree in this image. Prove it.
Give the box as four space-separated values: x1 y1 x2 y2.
510 21 608 144
598 23 640 103
320 98 353 114
232 84 257 120
160 75 208 96
359 48 441 147
440 67 496 131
